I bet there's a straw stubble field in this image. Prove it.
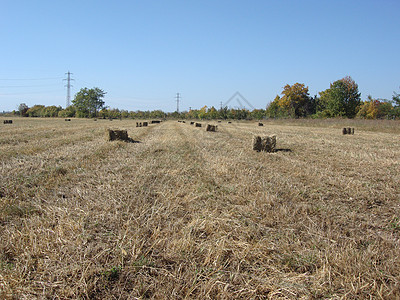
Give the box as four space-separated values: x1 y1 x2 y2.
0 118 399 299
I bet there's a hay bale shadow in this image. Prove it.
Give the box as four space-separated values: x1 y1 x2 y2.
275 148 292 153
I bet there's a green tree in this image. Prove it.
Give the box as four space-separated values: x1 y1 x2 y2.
357 96 393 119
218 106 229 120
266 95 287 118
208 106 219 119
393 88 400 107
58 106 76 118
26 105 45 117
43 105 62 117
18 103 29 117
250 109 266 120
319 76 361 118
72 87 106 118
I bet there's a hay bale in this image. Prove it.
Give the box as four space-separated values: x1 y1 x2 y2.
3 120 13 124
253 136 262 151
195 123 202 127
106 129 129 141
190 121 194 125
258 122 263 126
228 121 232 124
143 122 148 127
65 119 71 121
253 135 276 152
206 124 217 132
343 128 355 135
151 120 161 124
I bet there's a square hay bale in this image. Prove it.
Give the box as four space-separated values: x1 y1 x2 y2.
258 122 263 126
206 124 217 132
253 135 276 152
190 121 194 125
143 122 148 127
3 120 13 124
343 128 355 135
195 123 202 127
106 129 129 141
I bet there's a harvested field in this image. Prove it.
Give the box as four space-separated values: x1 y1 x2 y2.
0 117 400 299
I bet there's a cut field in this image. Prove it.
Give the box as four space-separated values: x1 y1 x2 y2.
1 118 399 299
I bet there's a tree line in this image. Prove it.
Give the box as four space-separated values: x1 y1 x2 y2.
7 76 400 120
266 76 400 119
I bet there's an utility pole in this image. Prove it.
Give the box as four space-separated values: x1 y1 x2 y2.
175 93 180 113
220 101 223 110
63 71 74 107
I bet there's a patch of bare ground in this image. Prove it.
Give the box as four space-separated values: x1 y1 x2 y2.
0 118 399 299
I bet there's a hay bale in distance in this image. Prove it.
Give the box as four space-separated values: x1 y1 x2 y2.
343 128 355 135
206 124 217 132
3 120 13 124
65 119 71 121
258 122 263 126
143 122 148 127
195 123 202 127
151 120 161 124
106 129 129 141
253 135 276 152
190 121 194 125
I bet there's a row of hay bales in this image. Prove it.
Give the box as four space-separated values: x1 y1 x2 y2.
3 120 13 124
185 120 218 132
136 122 148 127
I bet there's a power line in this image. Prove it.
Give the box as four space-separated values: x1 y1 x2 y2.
63 71 74 108
175 92 180 113
0 84 62 88
0 77 63 81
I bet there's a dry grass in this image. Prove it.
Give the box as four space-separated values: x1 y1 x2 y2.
1 117 399 299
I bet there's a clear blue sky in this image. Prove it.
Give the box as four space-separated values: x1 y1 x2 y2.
1 0 399 112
